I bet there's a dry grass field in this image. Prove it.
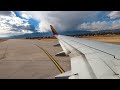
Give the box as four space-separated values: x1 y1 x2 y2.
0 39 7 43
80 35 120 45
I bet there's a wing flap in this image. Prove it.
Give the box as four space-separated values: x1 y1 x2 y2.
85 52 120 79
55 51 66 56
53 43 60 47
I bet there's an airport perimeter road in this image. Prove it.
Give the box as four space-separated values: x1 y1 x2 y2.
0 39 70 79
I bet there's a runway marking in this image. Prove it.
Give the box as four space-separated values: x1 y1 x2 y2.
35 44 65 73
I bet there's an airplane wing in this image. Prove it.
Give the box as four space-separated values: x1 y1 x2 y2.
50 25 120 79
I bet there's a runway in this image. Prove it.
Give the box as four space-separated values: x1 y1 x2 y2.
0 39 70 79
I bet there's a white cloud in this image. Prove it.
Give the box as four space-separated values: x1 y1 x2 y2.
0 11 33 37
78 21 111 31
112 20 120 29
78 11 120 31
0 11 13 16
78 19 120 31
20 11 98 32
1 11 120 37
0 30 33 38
107 11 120 19
21 13 32 19
11 11 16 17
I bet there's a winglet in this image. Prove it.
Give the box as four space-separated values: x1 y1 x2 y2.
50 25 58 35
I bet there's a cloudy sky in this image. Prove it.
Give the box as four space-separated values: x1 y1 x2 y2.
0 11 120 37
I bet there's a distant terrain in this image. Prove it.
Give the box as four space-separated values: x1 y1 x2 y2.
1 30 120 45
0 39 7 43
35 35 120 45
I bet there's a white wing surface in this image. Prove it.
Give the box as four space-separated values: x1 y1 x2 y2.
50 25 120 79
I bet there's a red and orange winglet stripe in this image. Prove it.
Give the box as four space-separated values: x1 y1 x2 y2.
50 25 58 35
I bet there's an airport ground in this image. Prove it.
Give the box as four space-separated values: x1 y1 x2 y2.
0 39 70 79
0 35 120 79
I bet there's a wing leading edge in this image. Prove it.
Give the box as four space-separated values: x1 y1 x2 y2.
50 25 120 79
